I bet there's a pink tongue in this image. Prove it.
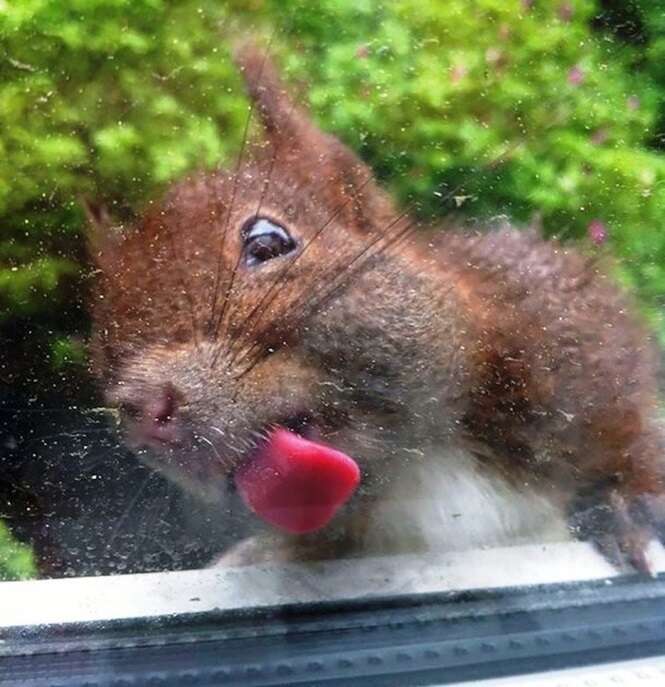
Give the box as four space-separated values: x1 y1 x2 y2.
234 428 361 534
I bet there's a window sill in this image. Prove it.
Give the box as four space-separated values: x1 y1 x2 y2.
4 541 665 687
2 539 665 628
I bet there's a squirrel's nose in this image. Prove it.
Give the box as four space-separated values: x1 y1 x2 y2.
124 384 183 446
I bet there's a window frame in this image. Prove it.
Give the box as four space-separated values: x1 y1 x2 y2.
2 540 665 685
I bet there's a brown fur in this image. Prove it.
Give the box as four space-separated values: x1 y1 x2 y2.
87 43 665 572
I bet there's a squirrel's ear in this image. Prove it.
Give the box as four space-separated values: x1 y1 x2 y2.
80 197 123 266
233 41 307 150
233 41 395 230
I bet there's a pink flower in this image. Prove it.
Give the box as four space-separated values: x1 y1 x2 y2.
450 64 468 84
568 65 585 86
588 219 608 245
591 128 608 145
558 3 573 22
355 44 369 60
627 95 640 111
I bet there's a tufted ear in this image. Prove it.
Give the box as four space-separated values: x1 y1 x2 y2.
80 197 124 268
233 41 395 231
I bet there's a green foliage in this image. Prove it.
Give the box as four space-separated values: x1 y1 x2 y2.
258 0 665 333
2 1 665 569
0 0 247 324
0 521 36 580
0 257 76 321
2 0 665 336
51 336 87 369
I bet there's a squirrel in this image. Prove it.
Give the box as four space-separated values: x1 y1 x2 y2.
86 44 665 575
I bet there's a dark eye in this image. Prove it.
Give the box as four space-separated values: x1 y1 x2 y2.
242 217 296 267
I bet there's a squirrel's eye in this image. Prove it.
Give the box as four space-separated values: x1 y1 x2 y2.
242 217 296 267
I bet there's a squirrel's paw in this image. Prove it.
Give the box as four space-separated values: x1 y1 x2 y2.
569 487 657 576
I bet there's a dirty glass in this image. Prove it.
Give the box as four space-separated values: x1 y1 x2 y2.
1 0 665 605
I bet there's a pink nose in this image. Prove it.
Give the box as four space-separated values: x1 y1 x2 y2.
135 384 182 446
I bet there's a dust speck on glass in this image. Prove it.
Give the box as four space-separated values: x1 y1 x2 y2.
1 0 665 598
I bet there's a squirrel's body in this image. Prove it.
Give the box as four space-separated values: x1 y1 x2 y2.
87 45 665 573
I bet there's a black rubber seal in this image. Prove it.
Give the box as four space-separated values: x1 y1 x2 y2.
2 574 665 686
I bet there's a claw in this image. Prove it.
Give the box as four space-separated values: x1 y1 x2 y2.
569 486 655 575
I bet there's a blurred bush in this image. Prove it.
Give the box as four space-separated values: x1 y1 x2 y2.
1 0 665 569
1 0 664 342
0 521 35 580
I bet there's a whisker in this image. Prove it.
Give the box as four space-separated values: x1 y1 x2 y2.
0 407 95 414
208 36 276 347
217 112 525 375
233 206 415 372
253 131 280 218
224 175 374 368
234 230 417 382
297 217 420 321
195 433 223 463
105 470 155 553
209 425 226 440
164 218 202 353
435 138 525 212
212 96 302 359
79 445 125 475
209 241 246 368
236 225 421 382
126 479 172 570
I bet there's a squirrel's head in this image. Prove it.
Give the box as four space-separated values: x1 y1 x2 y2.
86 44 453 532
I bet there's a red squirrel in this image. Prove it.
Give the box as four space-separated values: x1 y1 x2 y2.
86 44 665 573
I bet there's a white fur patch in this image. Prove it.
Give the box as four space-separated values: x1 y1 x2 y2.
366 446 572 554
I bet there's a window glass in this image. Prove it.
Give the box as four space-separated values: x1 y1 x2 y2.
1 0 664 607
